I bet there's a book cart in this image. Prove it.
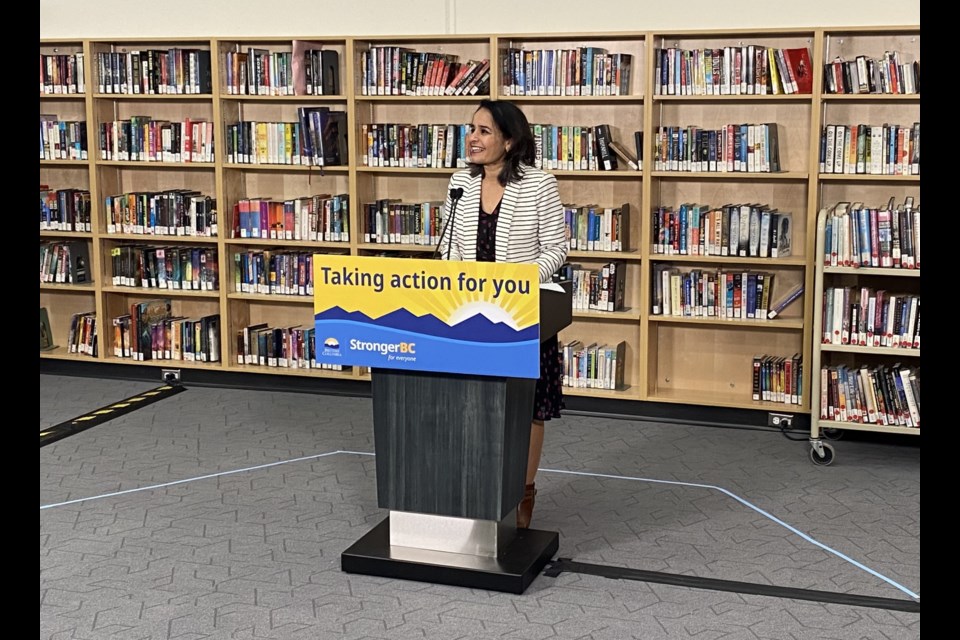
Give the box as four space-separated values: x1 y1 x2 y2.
806 27 920 464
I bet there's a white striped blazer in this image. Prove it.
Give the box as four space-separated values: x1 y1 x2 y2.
442 165 568 283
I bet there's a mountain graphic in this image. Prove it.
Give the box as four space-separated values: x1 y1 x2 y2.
317 306 538 343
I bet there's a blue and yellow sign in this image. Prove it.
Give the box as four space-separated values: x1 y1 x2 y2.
313 256 540 377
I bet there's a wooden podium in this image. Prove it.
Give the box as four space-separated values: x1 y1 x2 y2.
340 282 572 594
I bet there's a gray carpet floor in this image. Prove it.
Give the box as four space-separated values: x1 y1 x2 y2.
40 374 920 639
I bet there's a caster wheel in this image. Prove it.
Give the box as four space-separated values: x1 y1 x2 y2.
810 442 836 466
822 428 844 441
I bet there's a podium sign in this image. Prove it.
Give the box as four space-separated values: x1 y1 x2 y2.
313 256 540 378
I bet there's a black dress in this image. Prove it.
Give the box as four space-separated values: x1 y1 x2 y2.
476 200 564 421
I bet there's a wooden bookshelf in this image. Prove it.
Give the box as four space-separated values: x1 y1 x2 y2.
39 27 920 417
41 41 97 358
643 27 821 412
806 26 920 464
494 31 647 392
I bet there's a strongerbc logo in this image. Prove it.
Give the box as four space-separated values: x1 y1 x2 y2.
323 337 341 356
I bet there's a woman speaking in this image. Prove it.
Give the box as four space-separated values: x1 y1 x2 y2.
441 99 568 528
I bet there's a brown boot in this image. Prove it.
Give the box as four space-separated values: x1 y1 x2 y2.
517 483 537 529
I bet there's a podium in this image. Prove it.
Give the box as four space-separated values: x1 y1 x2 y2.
337 274 572 594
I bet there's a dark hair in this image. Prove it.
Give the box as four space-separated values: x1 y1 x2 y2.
469 99 536 185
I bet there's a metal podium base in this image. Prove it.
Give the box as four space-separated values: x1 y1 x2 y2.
341 516 559 594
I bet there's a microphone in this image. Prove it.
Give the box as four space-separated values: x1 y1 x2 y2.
433 187 464 260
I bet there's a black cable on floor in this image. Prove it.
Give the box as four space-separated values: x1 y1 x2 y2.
544 558 920 613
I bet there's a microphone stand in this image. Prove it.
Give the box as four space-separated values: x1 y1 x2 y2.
433 188 463 260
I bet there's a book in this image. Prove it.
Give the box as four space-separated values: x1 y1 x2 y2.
606 261 627 311
608 140 640 171
784 47 814 94
66 240 92 283
133 298 172 360
313 50 341 95
633 130 644 170
765 123 781 172
771 212 793 258
40 307 56 351
767 284 804 319
298 107 348 166
593 124 618 171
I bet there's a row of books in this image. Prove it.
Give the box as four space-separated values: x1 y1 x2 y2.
49 45 919 101
652 204 793 259
95 49 213 95
564 203 631 252
752 353 803 405
105 191 218 237
654 46 813 96
562 339 627 390
98 118 214 163
40 52 86 94
560 262 627 313
81 122 918 176
530 123 629 172
653 123 781 173
40 186 92 232
820 123 919 175
822 198 920 269
821 288 919 350
824 51 919 95
652 267 802 321
113 300 220 362
113 314 221 362
234 251 315 296
501 48 633 97
360 123 643 171
40 240 92 284
110 246 219 291
360 123 467 169
301 48 342 96
238 323 346 371
233 194 350 242
225 121 306 166
67 312 98 356
224 48 340 96
39 117 87 160
297 107 348 166
362 200 443 245
819 364 920 428
359 47 489 97
225 109 347 167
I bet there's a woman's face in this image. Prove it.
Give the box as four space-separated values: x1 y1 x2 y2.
467 108 510 168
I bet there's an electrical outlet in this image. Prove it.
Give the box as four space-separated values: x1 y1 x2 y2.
768 412 794 428
162 369 181 383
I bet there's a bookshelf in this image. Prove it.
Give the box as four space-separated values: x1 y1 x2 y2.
496 32 647 398
644 29 819 411
41 40 97 359
39 27 920 420
351 34 492 267
85 38 220 366
348 35 497 381
807 27 920 464
215 36 355 379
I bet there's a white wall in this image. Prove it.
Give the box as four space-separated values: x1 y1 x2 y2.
40 0 918 39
